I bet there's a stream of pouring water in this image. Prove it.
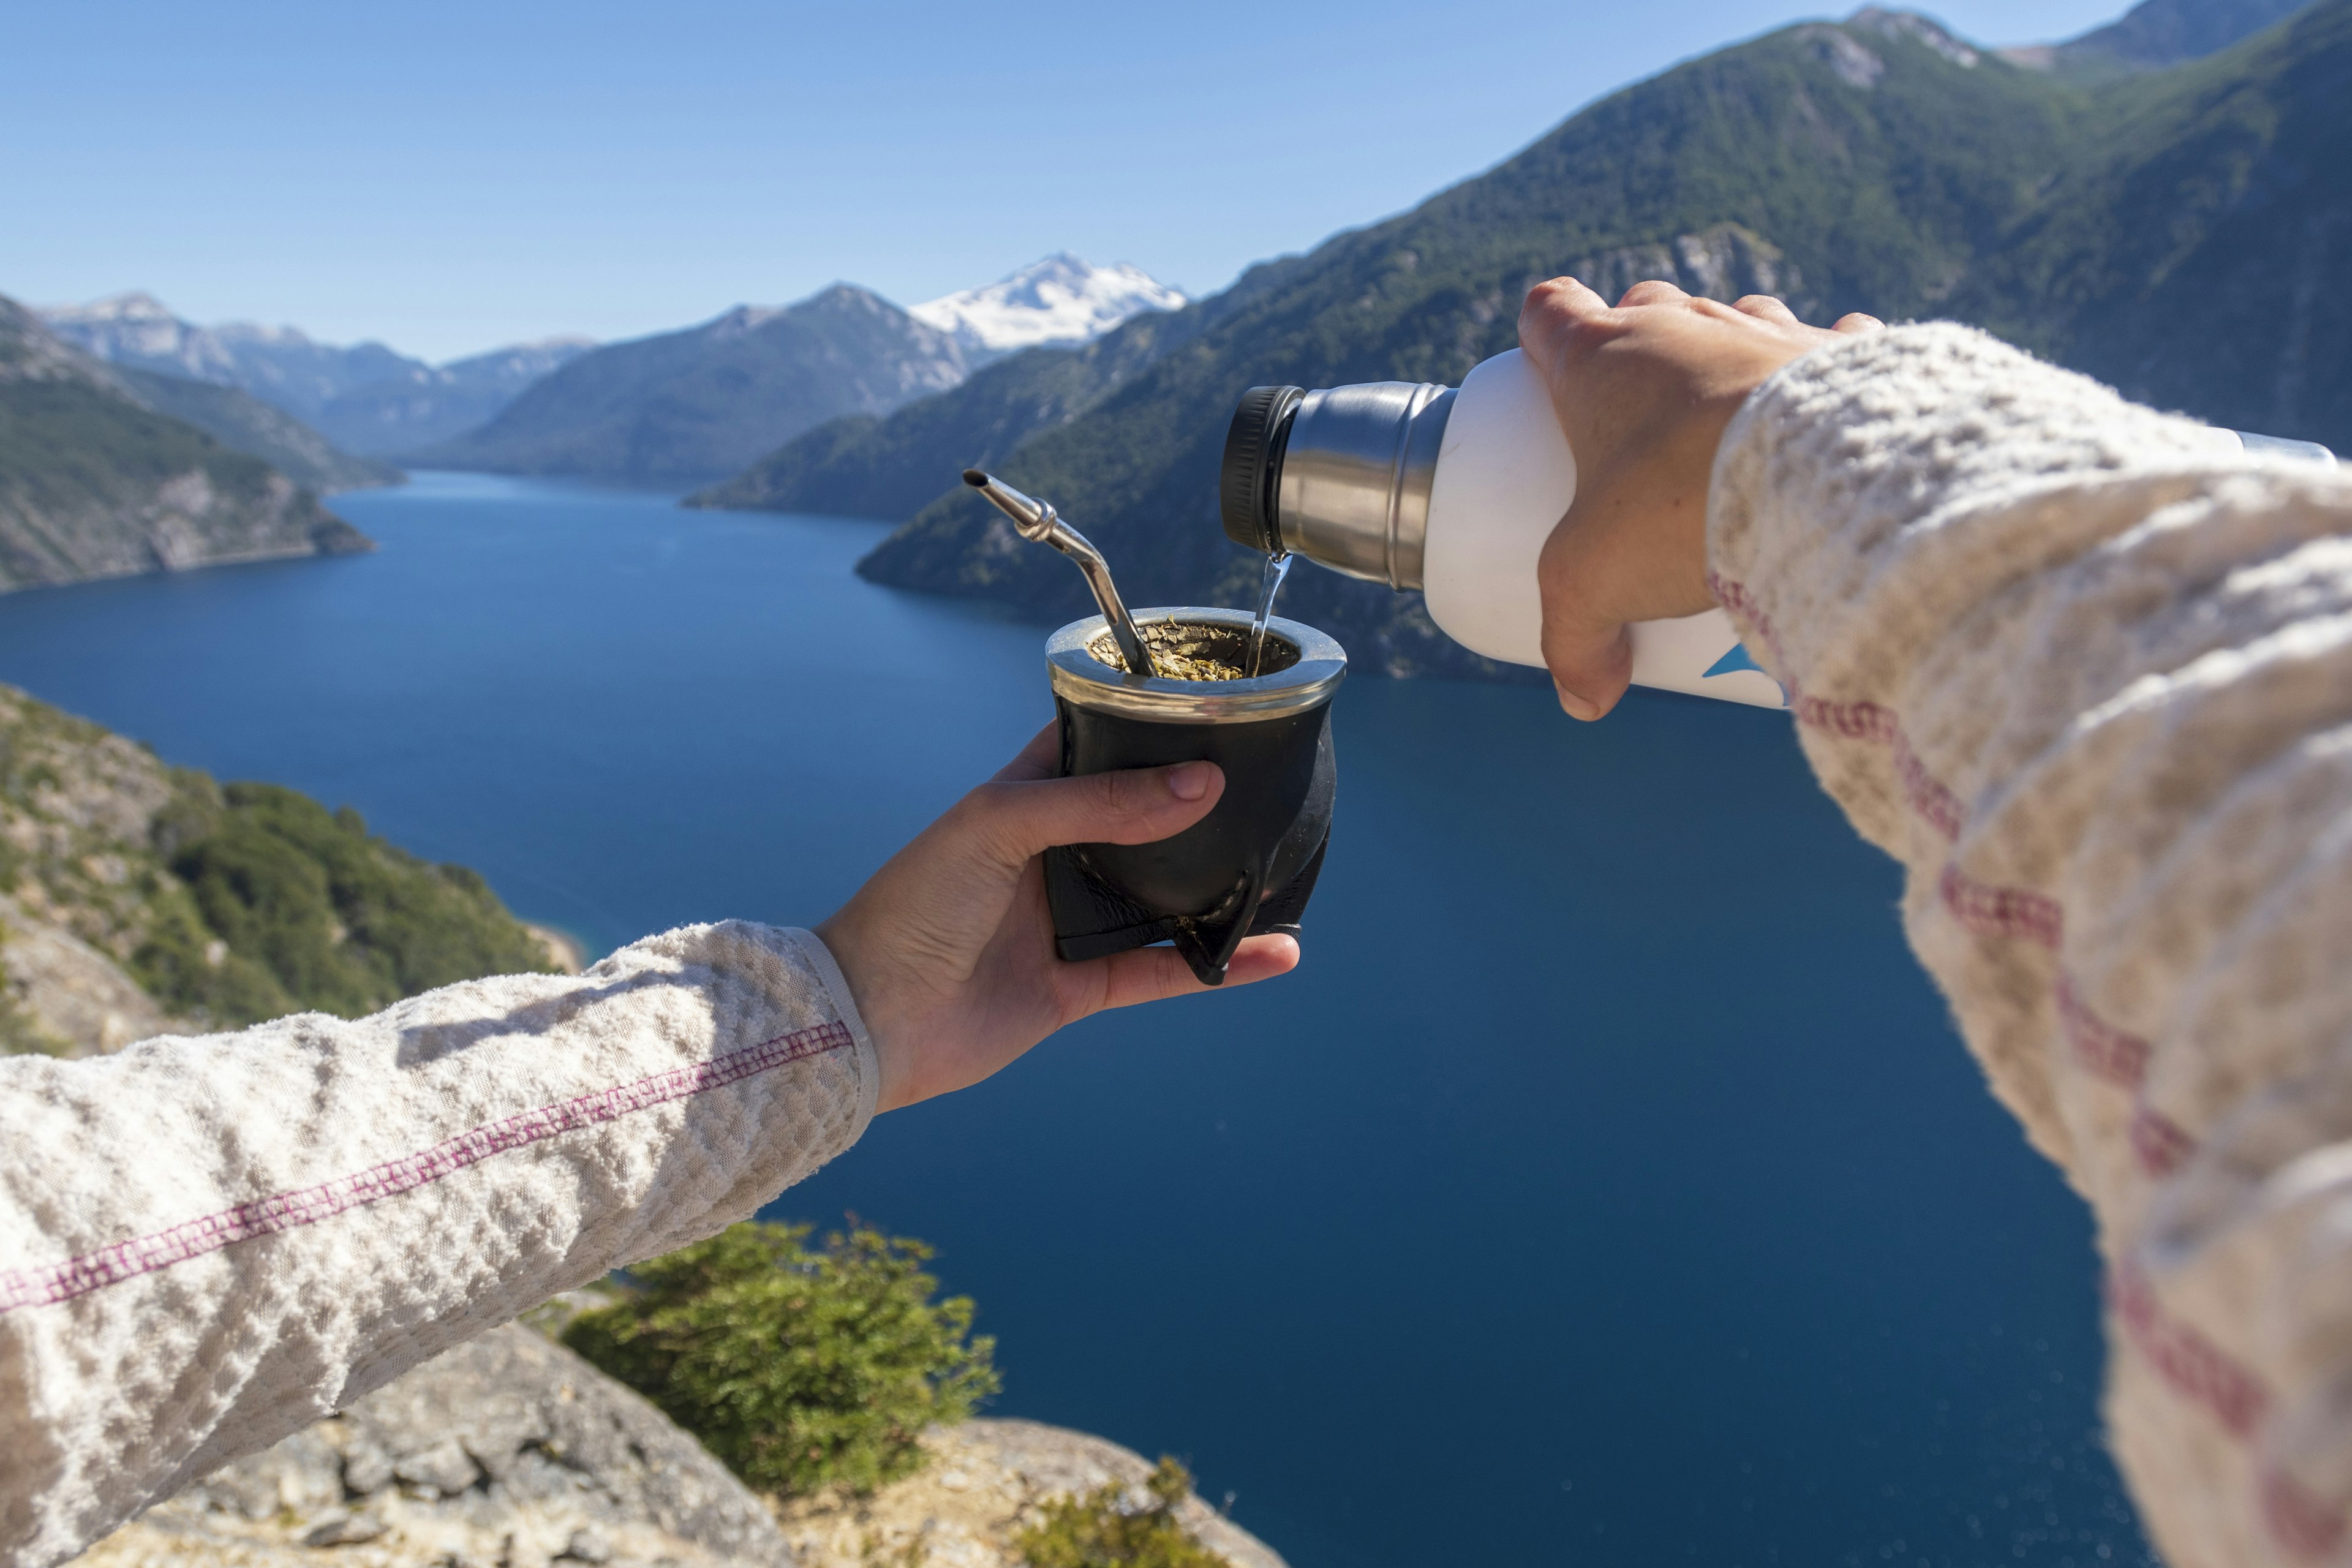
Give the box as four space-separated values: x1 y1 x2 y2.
1248 551 1292 677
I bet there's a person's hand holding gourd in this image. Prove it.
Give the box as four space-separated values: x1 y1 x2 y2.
819 723 1299 1113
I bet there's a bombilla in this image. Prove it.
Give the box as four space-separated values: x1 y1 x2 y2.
964 469 1158 678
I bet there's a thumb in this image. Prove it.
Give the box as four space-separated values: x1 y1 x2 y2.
1537 503 1635 722
963 761 1225 872
1540 612 1633 721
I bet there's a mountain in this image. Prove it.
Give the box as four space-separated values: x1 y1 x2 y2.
1959 0 2352 440
0 295 371 595
2018 0 2316 73
407 285 971 488
812 0 2346 678
318 337 596 456
681 257 1298 519
112 367 399 492
40 292 422 424
908 254 1187 356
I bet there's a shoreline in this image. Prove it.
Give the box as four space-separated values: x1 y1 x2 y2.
524 922 587 975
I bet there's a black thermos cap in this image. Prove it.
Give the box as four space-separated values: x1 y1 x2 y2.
1219 385 1305 555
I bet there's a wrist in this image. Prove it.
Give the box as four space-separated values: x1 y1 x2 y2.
810 916 916 1114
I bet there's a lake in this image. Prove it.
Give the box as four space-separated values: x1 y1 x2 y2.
0 473 2150 1567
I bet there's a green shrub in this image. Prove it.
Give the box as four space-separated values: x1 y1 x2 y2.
562 1221 999 1498
1016 1458 1231 1568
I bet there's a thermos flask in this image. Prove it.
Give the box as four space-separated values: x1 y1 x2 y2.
1220 349 2340 710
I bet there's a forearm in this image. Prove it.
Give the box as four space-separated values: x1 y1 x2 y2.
0 919 877 1568
1709 323 2352 1564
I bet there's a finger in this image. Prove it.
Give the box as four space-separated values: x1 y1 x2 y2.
1732 294 1800 326
1832 312 1885 334
1540 614 1634 722
1618 279 1691 309
992 720 1060 783
1518 277 1613 378
1521 274 1611 329
1089 933 1301 1012
960 762 1226 872
1537 509 1636 722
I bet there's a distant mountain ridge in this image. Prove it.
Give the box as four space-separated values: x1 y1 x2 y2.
0 295 371 594
39 294 595 458
41 257 1183 491
793 0 2346 678
910 254 1186 355
321 338 595 456
407 257 1185 488
2015 0 2315 71
40 293 419 425
406 285 973 488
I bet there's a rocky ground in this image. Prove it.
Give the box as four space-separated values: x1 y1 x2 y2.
70 1324 1287 1568
75 1325 796 1568
772 1420 1284 1568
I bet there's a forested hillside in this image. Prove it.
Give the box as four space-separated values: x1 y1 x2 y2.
1959 0 2352 431
0 685 557 1056
113 366 398 493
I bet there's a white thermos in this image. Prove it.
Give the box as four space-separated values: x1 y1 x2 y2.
1219 348 2337 710
1219 349 1782 707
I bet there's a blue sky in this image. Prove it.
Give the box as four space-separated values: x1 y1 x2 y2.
3 0 2130 362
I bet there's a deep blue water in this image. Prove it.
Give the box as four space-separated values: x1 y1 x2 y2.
0 474 2151 1568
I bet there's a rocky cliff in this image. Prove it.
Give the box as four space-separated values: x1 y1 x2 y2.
69 1324 1289 1568
0 296 371 594
75 1325 802 1568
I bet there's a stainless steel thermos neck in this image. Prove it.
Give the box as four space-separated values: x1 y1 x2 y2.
1221 380 1457 592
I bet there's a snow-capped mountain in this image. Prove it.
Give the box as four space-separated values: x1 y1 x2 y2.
910 254 1185 357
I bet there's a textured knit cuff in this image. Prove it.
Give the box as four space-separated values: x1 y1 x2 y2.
785 927 882 1140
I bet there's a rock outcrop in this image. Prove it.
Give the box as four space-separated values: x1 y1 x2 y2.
75 1326 800 1568
0 892 178 1055
0 684 190 1055
775 1419 1287 1568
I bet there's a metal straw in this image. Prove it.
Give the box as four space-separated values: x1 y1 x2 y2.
964 469 1158 679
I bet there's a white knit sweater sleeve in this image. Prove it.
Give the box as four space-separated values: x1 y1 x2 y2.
0 919 880 1568
1709 322 2352 1567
